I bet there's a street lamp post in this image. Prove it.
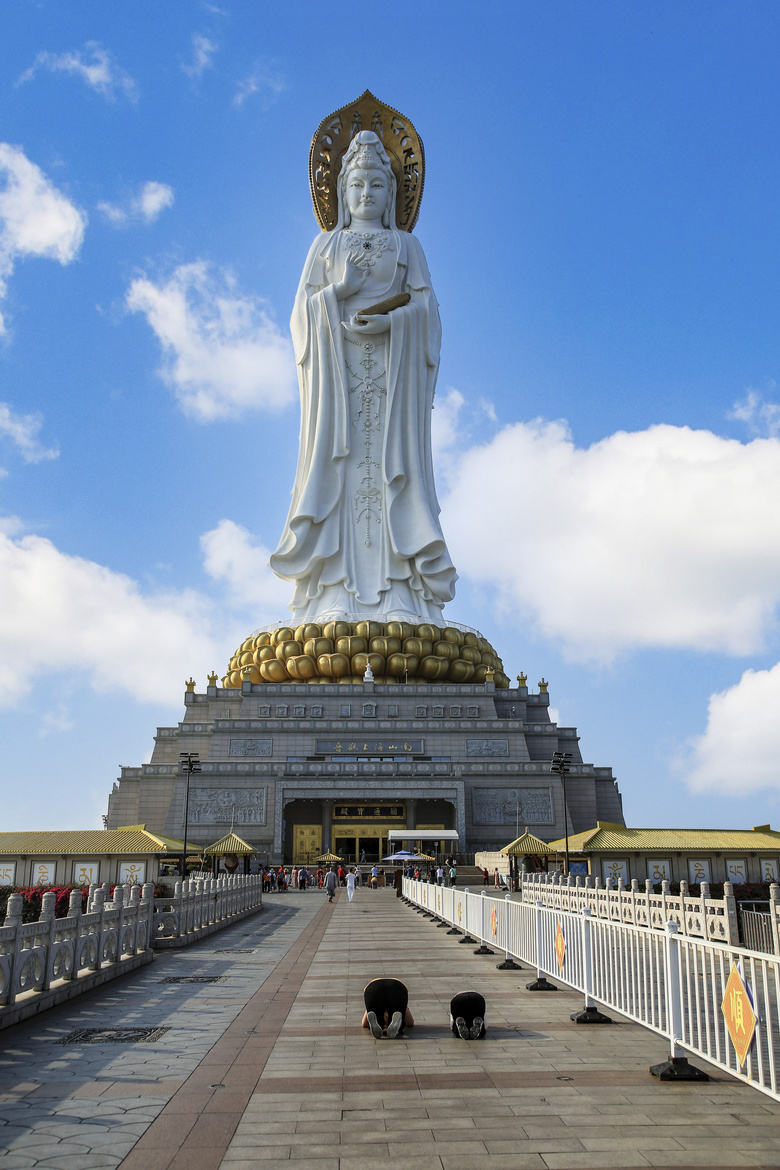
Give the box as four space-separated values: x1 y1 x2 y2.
179 752 201 877
550 751 572 876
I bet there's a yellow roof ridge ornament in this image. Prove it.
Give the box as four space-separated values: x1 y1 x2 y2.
185 677 196 693
538 678 548 693
207 671 218 686
517 672 527 687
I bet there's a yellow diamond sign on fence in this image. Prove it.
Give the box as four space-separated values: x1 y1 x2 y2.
721 962 757 1068
490 906 498 938
555 921 566 971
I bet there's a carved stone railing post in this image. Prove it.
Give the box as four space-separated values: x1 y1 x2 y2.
129 883 140 920
172 879 183 940
39 892 58 992
770 883 780 955
678 880 689 935
89 888 105 971
3 895 24 1008
661 879 670 926
141 882 154 949
723 881 738 946
112 883 125 958
3 893 23 929
61 890 82 981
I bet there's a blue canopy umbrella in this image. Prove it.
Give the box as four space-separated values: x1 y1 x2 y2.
383 850 433 862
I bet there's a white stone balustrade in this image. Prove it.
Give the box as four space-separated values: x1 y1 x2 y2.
0 875 264 1026
520 869 739 945
151 874 263 949
0 882 155 1027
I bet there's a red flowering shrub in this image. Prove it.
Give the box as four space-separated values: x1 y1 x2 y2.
0 882 165 924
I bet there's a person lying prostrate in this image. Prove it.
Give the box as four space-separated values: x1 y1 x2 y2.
450 990 486 1040
361 978 415 1039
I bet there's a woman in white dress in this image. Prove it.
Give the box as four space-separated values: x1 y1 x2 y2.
270 130 456 623
346 868 357 903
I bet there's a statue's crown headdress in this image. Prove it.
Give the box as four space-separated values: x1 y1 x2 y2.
309 92 425 232
344 131 388 173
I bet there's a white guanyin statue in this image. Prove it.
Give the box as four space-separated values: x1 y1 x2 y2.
269 116 457 624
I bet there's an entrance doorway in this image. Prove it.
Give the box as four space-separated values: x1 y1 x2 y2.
332 823 396 863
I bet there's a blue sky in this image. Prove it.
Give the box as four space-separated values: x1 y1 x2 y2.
2 1 780 831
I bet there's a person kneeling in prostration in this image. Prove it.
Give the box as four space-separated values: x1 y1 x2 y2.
449 990 486 1040
361 978 415 1039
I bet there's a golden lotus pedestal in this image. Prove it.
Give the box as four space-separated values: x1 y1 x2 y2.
223 620 511 690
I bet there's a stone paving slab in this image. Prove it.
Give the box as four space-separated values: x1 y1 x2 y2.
219 890 780 1170
0 898 319 1170
4 889 780 1169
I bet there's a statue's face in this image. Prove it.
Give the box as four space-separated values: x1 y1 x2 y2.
345 167 390 224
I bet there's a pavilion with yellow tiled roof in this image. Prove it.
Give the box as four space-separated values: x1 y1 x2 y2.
545 822 780 886
0 826 186 889
203 831 256 857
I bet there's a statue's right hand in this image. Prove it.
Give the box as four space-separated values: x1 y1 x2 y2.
335 253 369 300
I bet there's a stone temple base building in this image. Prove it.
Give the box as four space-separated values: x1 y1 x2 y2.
106 647 624 865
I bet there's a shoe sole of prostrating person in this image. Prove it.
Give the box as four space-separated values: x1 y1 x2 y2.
366 1011 383 1039
470 1016 484 1040
386 1011 404 1038
456 1017 471 1040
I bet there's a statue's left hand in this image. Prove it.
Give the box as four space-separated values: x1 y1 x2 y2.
343 314 390 336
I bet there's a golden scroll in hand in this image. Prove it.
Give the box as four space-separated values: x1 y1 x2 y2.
355 291 411 322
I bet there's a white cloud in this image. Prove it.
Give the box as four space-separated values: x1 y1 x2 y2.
0 513 294 710
441 417 780 662
0 530 222 706
182 33 218 79
432 387 498 481
125 260 296 420
432 387 466 462
729 386 780 439
233 61 285 109
17 42 138 102
681 664 780 795
0 402 58 463
201 519 290 614
0 143 86 333
40 703 74 736
98 180 174 226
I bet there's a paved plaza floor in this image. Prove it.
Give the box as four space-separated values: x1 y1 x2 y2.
2 889 780 1170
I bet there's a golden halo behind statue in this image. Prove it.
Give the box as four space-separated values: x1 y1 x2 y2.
309 90 425 233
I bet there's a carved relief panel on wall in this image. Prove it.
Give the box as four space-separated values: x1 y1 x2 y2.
472 787 553 825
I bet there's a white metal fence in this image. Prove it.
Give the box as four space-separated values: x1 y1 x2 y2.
0 883 153 1010
404 877 780 1102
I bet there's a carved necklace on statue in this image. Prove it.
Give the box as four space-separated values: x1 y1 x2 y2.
343 229 391 271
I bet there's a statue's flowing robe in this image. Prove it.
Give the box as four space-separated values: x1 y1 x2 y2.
270 228 457 621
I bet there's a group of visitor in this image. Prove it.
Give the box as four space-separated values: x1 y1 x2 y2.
259 862 448 894
404 860 457 886
361 978 486 1041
